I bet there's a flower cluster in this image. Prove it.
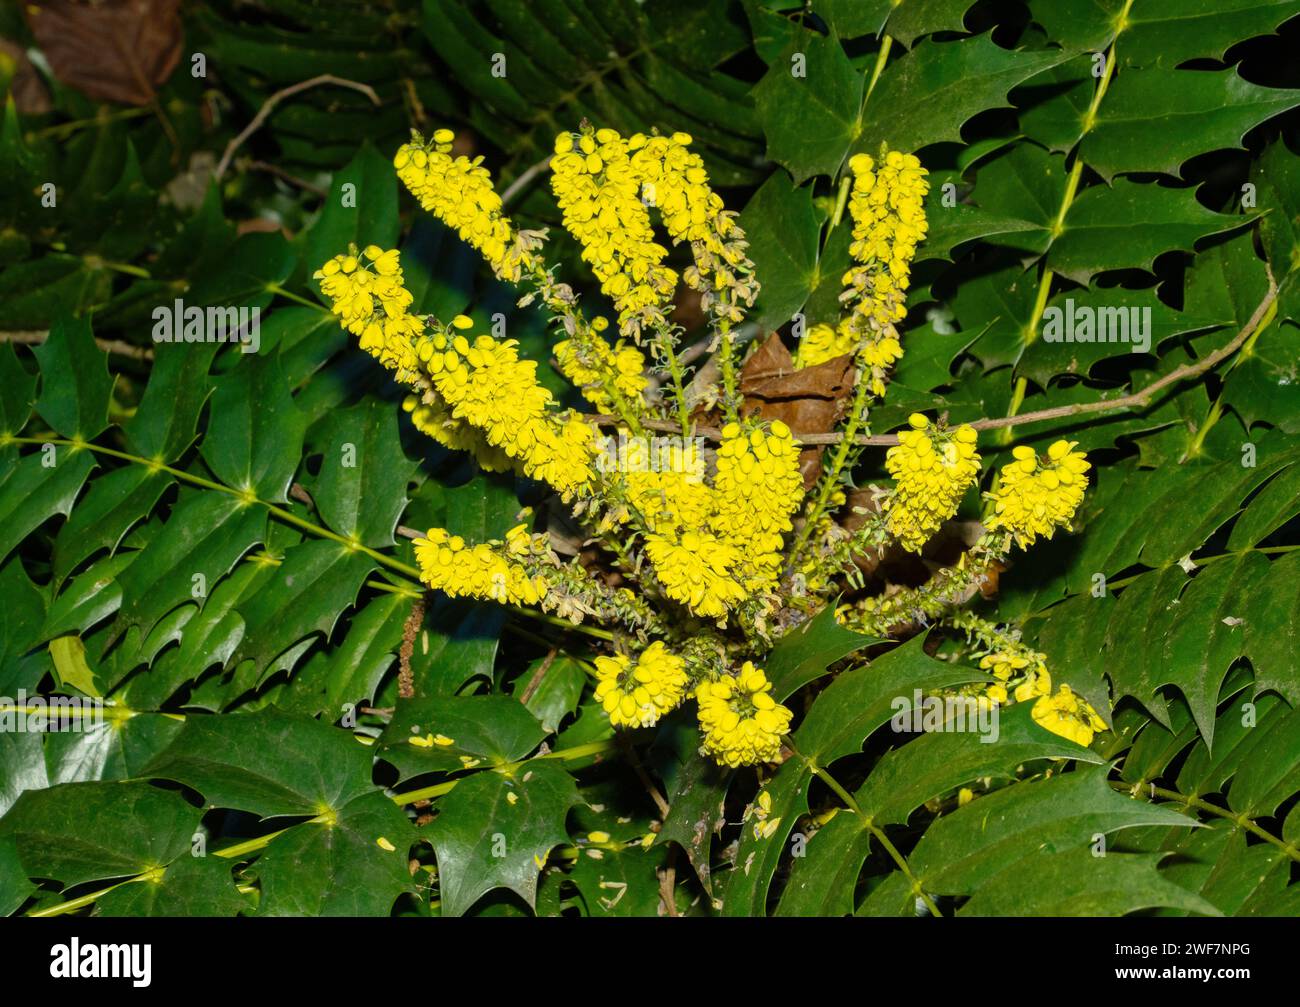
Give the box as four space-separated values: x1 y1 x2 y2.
550 128 677 338
419 326 597 500
394 129 537 282
413 526 549 605
314 123 1102 772
593 641 689 728
884 414 981 552
1032 685 1108 747
315 247 422 381
696 663 793 768
553 318 648 413
986 440 1090 547
710 421 804 593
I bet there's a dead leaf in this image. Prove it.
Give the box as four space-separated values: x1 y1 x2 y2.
0 38 52 114
738 333 856 487
25 0 182 106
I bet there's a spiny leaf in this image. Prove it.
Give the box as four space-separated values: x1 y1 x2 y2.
32 315 114 440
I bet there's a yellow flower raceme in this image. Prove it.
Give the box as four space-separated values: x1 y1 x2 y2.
554 321 648 412
315 247 421 380
644 529 747 620
550 128 676 337
696 663 792 767
711 420 804 593
627 130 756 322
414 527 548 605
979 651 1052 705
885 414 981 552
401 394 512 473
986 440 1090 548
418 323 596 500
843 149 929 329
794 322 855 369
617 437 712 536
393 129 534 282
593 641 689 728
1032 685 1107 747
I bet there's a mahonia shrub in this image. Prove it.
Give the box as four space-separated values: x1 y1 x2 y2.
315 126 1103 769
3 0 1300 922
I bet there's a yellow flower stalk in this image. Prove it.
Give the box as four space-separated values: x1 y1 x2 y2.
696 663 793 767
593 641 689 728
413 526 549 605
884 414 981 553
986 440 1090 548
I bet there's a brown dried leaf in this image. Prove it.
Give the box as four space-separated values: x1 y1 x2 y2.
739 333 856 486
24 0 181 106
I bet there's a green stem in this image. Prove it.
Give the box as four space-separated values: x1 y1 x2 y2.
1111 780 1300 864
266 283 327 311
794 747 943 917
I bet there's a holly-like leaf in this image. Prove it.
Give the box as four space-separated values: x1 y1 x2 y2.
429 760 581 916
32 315 114 440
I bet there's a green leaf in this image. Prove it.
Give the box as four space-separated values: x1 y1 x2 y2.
254 791 417 916
32 316 114 440
200 352 309 502
313 399 417 548
764 604 879 700
113 491 267 639
0 343 36 437
379 694 547 779
226 539 375 686
95 854 248 917
0 557 48 694
659 749 731 899
1243 552 1300 706
0 447 95 568
1051 180 1246 285
856 34 1073 156
429 760 581 916
907 767 1198 898
519 655 587 734
184 231 295 312
739 170 824 329
141 709 375 818
0 781 202 888
50 466 171 585
123 342 220 462
0 836 34 916
1082 67 1300 180
960 848 1220 916
300 141 400 298
886 0 978 47
753 27 862 183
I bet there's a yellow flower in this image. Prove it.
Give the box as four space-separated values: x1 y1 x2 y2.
710 420 804 593
884 414 981 552
618 436 712 536
419 328 596 499
794 322 855 369
314 247 421 381
844 149 929 326
696 663 792 767
979 651 1052 703
550 127 676 337
986 440 1090 548
644 529 747 620
402 394 512 472
393 129 533 282
554 332 647 412
627 130 757 323
413 527 548 605
593 641 689 728
1032 685 1107 747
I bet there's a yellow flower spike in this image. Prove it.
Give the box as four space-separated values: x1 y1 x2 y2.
394 129 533 282
710 420 804 594
884 416 981 552
593 642 689 728
794 322 856 369
554 336 648 412
414 527 549 607
986 439 1091 548
550 126 676 337
696 663 793 767
644 530 747 620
